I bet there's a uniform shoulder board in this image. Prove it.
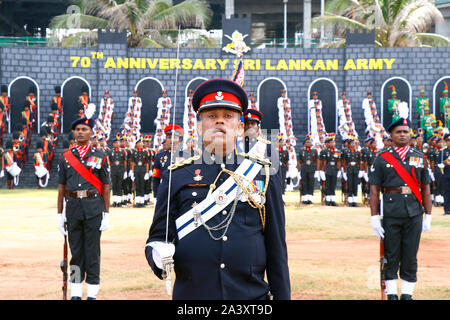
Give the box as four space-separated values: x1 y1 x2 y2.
239 152 272 166
168 155 200 171
256 136 271 144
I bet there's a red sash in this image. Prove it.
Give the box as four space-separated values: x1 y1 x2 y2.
63 150 103 196
380 151 422 205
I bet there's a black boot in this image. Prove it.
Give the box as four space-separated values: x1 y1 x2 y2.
71 296 82 300
387 294 398 300
400 294 413 300
87 297 96 300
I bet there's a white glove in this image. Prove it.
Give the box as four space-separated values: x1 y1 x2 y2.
147 241 176 270
320 171 326 181
364 171 369 182
128 170 133 178
422 214 432 233
149 171 153 177
358 170 364 179
123 171 127 179
428 169 435 181
144 173 149 181
0 170 4 178
343 171 348 181
438 164 444 169
337 170 342 179
99 212 110 231
314 171 320 182
130 171 135 181
370 215 385 239
57 213 67 237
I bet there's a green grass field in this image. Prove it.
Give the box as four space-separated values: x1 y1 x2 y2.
0 189 449 300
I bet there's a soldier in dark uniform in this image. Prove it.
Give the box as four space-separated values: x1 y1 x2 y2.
342 136 362 207
443 134 450 215
143 135 153 205
56 115 111 300
319 133 341 206
3 140 18 189
152 124 183 198
122 136 133 205
278 138 289 194
431 137 445 207
108 134 127 207
144 79 290 300
361 136 377 204
131 136 151 208
369 118 432 300
297 135 318 204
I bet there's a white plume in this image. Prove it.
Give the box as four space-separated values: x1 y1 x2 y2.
86 103 96 119
398 102 409 119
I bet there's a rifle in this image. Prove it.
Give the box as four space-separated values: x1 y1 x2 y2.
60 221 68 300
380 237 387 300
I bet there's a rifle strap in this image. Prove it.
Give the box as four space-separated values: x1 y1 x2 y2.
63 150 103 196
380 151 422 205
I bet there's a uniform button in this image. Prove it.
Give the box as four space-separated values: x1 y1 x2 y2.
220 263 225 269
192 192 197 196
223 236 228 241
222 210 227 215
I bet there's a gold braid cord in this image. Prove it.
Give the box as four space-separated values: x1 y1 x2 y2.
208 164 270 231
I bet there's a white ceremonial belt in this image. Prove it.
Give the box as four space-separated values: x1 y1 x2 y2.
175 141 266 240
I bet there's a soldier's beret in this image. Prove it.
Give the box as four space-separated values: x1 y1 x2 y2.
387 118 411 133
243 109 263 123
192 79 248 114
54 86 61 94
71 117 94 130
164 124 183 136
1 85 8 93
28 86 35 94
367 90 372 95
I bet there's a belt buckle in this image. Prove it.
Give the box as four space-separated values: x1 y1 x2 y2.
350 162 356 166
77 190 88 198
114 161 119 165
401 186 411 194
306 160 311 165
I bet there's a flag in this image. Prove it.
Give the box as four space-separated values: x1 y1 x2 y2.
232 59 245 87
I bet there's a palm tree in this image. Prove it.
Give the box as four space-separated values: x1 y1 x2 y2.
312 0 449 47
49 0 212 48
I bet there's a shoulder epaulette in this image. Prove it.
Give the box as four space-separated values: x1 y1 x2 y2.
239 152 272 166
168 155 201 171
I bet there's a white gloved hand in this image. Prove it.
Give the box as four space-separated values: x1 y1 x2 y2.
147 241 176 270
128 170 133 178
57 213 67 237
0 170 4 178
358 170 364 179
370 215 385 238
320 171 326 181
123 171 127 179
337 170 342 179
428 169 435 181
343 172 348 181
422 214 432 233
99 212 110 231
364 172 369 182
144 173 149 181
314 171 320 182
438 164 444 169
130 171 135 181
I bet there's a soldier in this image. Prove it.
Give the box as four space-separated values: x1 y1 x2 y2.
56 112 111 300
297 135 318 204
319 133 341 206
131 136 151 208
440 82 450 129
33 140 49 189
415 85 428 128
152 124 183 198
108 135 127 207
25 87 38 133
342 135 362 207
278 138 289 194
369 117 432 300
0 85 10 132
361 136 377 204
78 85 89 112
0 103 5 146
53 85 64 116
431 137 445 207
3 140 19 189
143 135 154 205
387 85 401 124
0 143 4 179
243 109 271 156
144 78 290 300
443 134 450 215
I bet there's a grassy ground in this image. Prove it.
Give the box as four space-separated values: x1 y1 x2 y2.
0 189 449 300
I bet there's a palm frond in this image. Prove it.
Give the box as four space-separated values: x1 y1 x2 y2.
312 13 371 37
416 32 450 46
49 13 109 29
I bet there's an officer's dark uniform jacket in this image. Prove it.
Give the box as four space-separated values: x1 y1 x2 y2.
58 147 111 220
369 147 431 217
108 147 127 196
319 148 341 195
145 150 291 300
443 147 450 212
298 147 317 194
153 148 183 197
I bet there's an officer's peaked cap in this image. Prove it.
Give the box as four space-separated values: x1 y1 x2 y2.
243 109 263 123
387 117 411 133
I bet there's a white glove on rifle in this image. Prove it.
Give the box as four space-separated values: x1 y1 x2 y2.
99 212 110 231
0 170 4 178
337 170 342 179
147 241 176 270
437 164 444 169
428 168 435 181
358 170 364 179
343 171 348 181
144 173 149 181
130 171 135 181
422 214 432 233
371 215 384 238
57 213 67 237
364 172 369 182
319 171 326 181
128 170 133 179
123 171 127 179
314 171 320 182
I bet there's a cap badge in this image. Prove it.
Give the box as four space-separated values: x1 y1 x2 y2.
215 91 224 101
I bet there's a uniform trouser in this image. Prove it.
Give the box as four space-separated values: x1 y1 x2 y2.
444 171 450 211
434 169 443 197
111 166 124 196
382 214 422 282
347 167 359 197
134 166 146 197
325 173 337 196
67 214 102 285
280 167 287 193
301 170 314 195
